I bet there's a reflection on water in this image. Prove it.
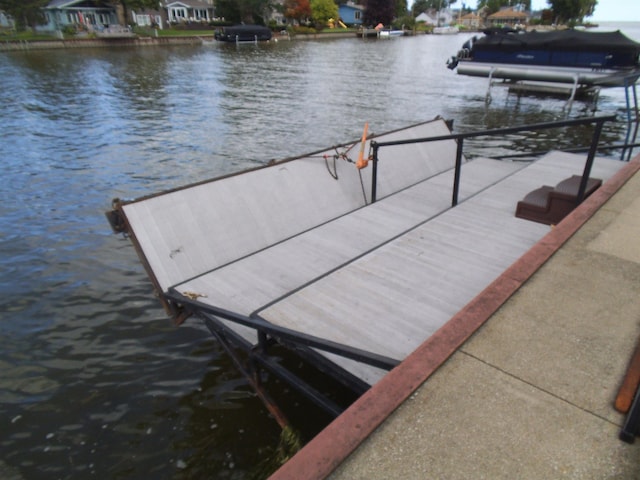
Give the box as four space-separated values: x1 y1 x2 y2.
1 23 639 478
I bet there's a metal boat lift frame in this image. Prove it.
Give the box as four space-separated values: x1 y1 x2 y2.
483 67 600 111
480 68 639 160
622 76 640 161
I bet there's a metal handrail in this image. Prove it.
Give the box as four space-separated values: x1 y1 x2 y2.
369 114 617 207
165 288 401 371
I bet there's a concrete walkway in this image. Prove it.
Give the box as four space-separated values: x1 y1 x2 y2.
271 154 640 479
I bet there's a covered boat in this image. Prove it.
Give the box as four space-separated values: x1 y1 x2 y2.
214 24 272 43
448 28 640 87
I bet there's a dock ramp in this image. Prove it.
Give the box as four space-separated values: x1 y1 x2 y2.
107 116 627 413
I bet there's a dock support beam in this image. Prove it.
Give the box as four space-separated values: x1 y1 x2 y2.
577 118 605 204
452 138 464 207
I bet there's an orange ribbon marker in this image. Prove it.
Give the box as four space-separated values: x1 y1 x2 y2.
356 122 369 169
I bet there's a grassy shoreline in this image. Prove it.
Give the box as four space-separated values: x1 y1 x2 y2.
0 28 371 52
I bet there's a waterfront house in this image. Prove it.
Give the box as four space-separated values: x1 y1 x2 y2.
43 0 119 33
459 12 482 30
130 0 215 30
267 0 287 26
130 9 164 29
416 8 456 27
338 2 364 27
486 7 529 28
164 0 215 25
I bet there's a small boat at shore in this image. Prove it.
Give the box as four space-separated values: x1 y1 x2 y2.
447 28 640 87
214 24 272 43
379 29 404 38
433 25 459 35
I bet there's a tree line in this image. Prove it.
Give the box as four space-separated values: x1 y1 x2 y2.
0 0 598 32
409 0 597 25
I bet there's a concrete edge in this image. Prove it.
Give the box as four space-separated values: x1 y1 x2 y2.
269 154 640 480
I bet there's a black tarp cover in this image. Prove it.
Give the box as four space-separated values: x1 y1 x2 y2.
476 29 640 54
215 24 272 42
468 29 640 68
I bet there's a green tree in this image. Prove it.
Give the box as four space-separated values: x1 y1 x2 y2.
215 0 242 23
540 8 554 23
411 0 456 16
547 0 597 23
395 0 407 18
393 12 414 29
411 0 428 16
477 0 531 14
310 0 338 28
0 0 48 31
363 0 395 26
284 0 312 23
216 0 275 24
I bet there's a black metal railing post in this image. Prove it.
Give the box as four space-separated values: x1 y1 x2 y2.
577 118 606 204
257 330 269 354
371 141 379 204
452 137 464 207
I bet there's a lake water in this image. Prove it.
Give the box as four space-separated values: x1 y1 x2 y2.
1 22 639 479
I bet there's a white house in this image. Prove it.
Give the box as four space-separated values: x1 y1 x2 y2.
131 9 164 28
0 10 14 29
416 8 455 27
164 0 214 24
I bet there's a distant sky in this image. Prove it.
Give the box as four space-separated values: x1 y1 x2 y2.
448 0 640 22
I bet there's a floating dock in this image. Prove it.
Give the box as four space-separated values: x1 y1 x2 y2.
107 116 629 414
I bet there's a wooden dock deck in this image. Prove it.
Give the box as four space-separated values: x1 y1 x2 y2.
252 152 625 384
108 117 627 402
170 156 526 344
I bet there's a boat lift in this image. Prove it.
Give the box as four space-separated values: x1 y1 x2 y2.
483 67 601 111
621 75 640 161
479 68 639 160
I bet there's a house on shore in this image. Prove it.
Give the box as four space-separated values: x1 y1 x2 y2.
163 0 215 25
486 6 529 28
459 12 483 30
338 2 364 27
416 8 456 27
42 0 120 33
130 9 164 29
130 0 215 30
39 0 215 34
